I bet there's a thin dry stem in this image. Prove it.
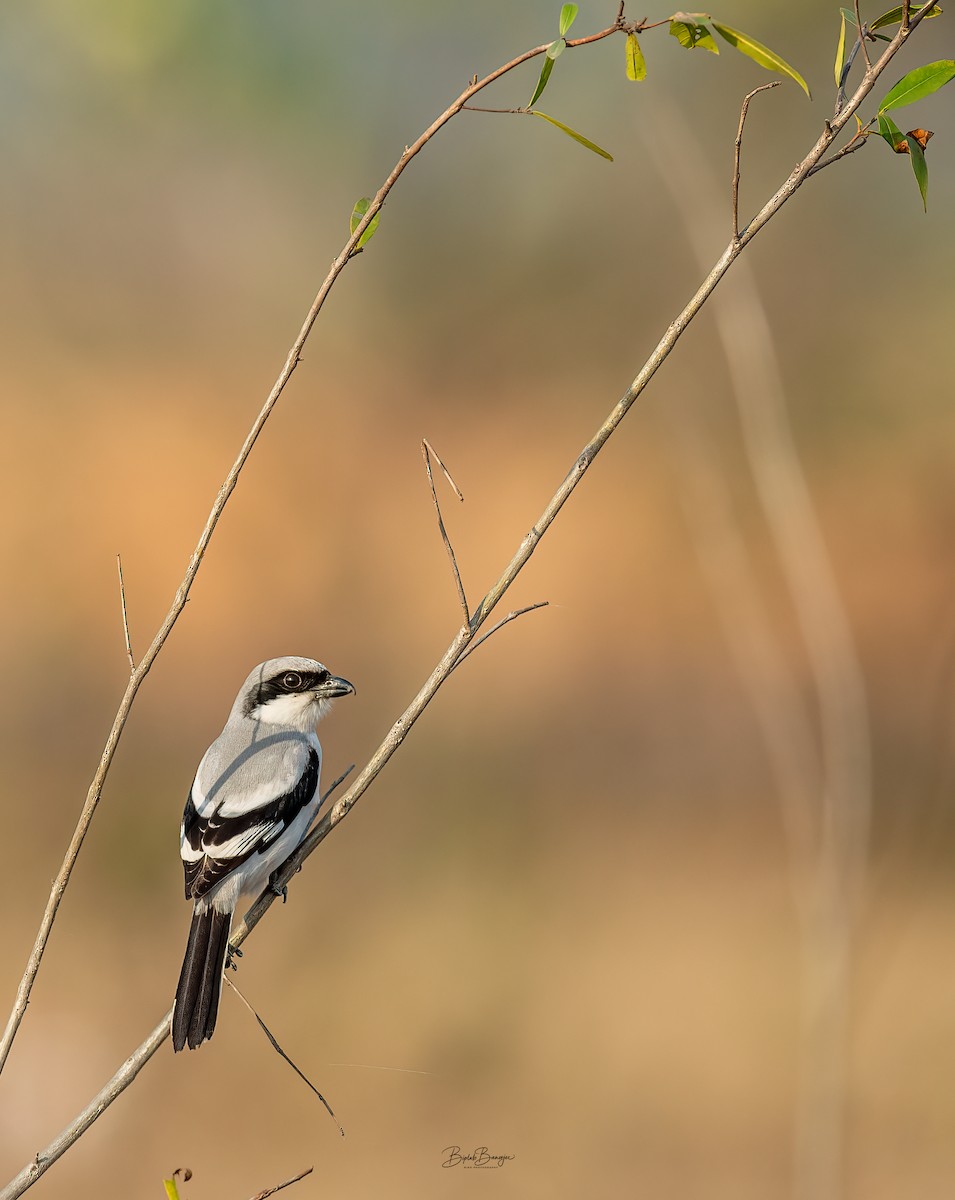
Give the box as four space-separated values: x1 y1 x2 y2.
854 0 872 68
454 603 550 669
224 977 343 1136
422 440 469 621
807 131 870 176
116 555 135 674
248 1167 314 1200
733 82 781 241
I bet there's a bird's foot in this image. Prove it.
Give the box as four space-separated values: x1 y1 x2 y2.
225 945 244 971
269 865 302 904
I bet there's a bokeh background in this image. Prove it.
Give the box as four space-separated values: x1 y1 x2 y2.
2 2 955 1197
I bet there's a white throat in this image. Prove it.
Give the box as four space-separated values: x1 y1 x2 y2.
251 693 331 731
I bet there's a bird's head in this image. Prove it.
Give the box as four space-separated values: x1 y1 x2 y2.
238 656 355 732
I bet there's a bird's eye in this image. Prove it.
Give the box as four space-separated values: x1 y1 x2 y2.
282 671 304 691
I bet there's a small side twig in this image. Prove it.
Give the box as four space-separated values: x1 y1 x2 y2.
248 1167 314 1200
733 81 781 241
854 0 873 68
224 977 343 1138
116 555 135 674
455 602 550 669
422 439 468 622
319 764 355 809
807 128 871 177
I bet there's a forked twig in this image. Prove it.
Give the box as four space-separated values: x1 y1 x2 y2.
224 976 344 1137
422 439 468 621
732 81 781 240
116 555 135 674
807 131 870 176
454 602 550 669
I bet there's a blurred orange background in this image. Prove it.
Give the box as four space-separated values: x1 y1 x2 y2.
2 2 955 1197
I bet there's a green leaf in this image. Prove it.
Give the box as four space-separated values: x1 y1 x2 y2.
669 20 719 52
529 110 614 159
163 1181 181 1200
528 54 556 106
906 133 929 209
559 3 578 36
834 13 847 86
871 2 942 31
349 197 380 248
878 59 955 112
839 6 858 23
546 37 566 60
626 31 647 80
711 22 812 97
877 112 906 149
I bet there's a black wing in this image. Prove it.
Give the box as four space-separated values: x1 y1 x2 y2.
181 746 320 901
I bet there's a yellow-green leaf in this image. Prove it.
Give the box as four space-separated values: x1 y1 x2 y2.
559 3 578 37
834 13 847 86
163 1181 180 1200
871 2 942 30
349 197 380 248
626 31 647 80
546 37 566 61
711 21 811 97
529 110 614 160
878 59 955 112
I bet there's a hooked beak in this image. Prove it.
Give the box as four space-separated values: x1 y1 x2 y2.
317 674 356 700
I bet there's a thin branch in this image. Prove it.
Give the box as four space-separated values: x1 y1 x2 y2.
319 764 354 809
115 554 135 674
454 602 550 669
733 81 780 241
422 437 464 502
0 11 939 1200
854 0 872 69
422 440 469 622
248 1167 314 1200
807 132 870 176
0 8 624 1082
224 977 343 1137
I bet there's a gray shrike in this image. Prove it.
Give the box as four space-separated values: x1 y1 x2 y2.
172 656 355 1052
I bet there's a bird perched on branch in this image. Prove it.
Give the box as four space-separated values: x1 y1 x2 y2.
172 656 355 1052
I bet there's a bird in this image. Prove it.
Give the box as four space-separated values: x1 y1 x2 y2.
172 656 355 1052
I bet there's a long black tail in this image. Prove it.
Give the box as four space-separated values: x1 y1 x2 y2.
172 907 232 1052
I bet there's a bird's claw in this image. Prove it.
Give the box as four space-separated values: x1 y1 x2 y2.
225 945 243 971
